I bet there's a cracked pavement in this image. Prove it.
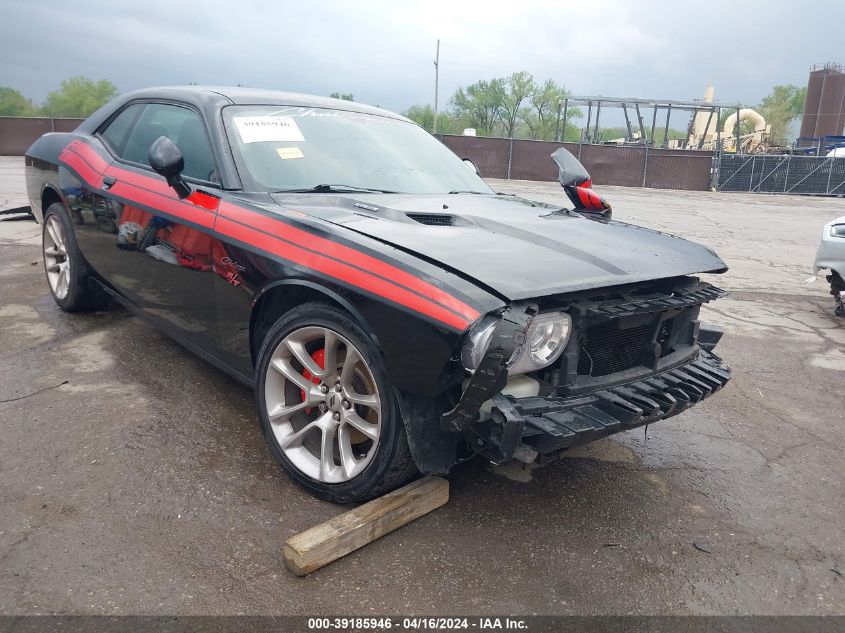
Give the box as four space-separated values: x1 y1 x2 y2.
1 158 843 615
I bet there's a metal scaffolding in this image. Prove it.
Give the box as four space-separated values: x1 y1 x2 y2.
562 95 725 150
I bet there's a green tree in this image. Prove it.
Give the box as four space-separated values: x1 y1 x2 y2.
500 71 535 138
404 104 454 134
0 87 37 116
595 126 687 144
436 112 458 135
329 92 354 101
521 80 581 141
595 126 629 142
758 84 806 142
451 78 506 136
561 123 581 142
404 104 434 130
44 77 117 117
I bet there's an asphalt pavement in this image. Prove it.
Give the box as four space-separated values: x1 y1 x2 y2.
1 156 843 615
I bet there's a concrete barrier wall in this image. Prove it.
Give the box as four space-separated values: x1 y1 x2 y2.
0 117 84 156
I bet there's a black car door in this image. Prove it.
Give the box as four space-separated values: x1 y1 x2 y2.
73 101 222 353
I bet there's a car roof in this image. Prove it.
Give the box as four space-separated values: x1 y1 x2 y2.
121 85 411 122
74 86 416 191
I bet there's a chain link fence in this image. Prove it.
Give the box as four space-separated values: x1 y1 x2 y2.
717 154 845 195
441 134 845 195
0 117 84 155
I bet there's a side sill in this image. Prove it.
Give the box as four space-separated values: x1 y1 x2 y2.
93 279 255 389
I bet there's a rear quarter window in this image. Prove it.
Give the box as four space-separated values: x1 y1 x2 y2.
100 103 144 155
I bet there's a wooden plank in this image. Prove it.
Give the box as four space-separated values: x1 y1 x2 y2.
284 476 449 576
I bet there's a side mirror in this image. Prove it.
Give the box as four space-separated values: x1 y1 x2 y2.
550 146 612 220
149 136 192 199
551 147 590 188
462 158 480 176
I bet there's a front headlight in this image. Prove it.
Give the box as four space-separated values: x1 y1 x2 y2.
830 224 845 238
460 315 499 373
508 312 572 375
460 311 572 375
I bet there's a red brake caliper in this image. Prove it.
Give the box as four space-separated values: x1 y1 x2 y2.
300 348 325 412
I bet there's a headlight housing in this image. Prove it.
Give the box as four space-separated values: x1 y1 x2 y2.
460 311 572 375
830 224 845 238
508 312 572 375
460 315 499 373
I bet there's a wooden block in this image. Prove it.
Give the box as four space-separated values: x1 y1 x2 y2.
283 476 449 576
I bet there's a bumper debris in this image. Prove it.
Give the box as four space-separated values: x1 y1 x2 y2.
488 349 731 459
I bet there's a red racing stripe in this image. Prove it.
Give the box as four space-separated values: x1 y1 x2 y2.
65 139 479 330
216 216 471 330
219 201 480 322
107 179 216 229
67 142 217 227
68 140 110 173
60 148 104 189
103 163 175 199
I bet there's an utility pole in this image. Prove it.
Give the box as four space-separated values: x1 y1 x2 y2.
554 101 562 142
433 39 440 134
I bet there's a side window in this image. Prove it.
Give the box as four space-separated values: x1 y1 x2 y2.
100 103 144 155
119 103 218 183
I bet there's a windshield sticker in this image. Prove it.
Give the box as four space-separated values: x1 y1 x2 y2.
234 116 305 144
276 147 304 160
261 106 406 127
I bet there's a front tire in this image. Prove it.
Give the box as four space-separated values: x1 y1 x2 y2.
828 271 845 317
255 302 417 503
42 203 109 312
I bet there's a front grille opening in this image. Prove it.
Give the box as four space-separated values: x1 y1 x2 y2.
406 213 455 226
577 322 652 377
657 317 676 357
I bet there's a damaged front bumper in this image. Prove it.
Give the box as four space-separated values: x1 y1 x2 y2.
484 349 731 463
435 278 731 469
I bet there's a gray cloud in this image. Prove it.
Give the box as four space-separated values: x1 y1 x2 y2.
1 0 843 115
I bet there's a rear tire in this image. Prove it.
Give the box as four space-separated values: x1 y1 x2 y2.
255 302 418 503
42 203 110 312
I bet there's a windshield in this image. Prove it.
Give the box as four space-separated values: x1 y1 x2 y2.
222 105 493 194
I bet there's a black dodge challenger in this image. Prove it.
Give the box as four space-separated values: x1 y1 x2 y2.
25 86 731 502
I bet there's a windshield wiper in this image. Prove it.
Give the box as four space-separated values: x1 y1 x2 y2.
273 184 398 194
447 190 493 195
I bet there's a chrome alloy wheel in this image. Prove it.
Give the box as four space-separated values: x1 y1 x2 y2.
44 215 70 299
264 326 382 483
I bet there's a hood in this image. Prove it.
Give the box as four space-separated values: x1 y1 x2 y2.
269 192 728 301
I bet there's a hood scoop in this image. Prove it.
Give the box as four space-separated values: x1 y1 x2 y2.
406 212 455 226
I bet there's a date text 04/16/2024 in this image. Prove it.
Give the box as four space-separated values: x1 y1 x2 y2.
307 617 528 630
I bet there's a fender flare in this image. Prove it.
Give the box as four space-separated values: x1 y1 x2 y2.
250 278 382 355
38 182 70 223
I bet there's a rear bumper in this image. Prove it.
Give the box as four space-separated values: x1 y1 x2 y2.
488 349 730 459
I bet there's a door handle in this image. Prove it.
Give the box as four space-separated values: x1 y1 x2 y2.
102 175 117 189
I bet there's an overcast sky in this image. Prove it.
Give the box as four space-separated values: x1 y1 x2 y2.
2 0 843 116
